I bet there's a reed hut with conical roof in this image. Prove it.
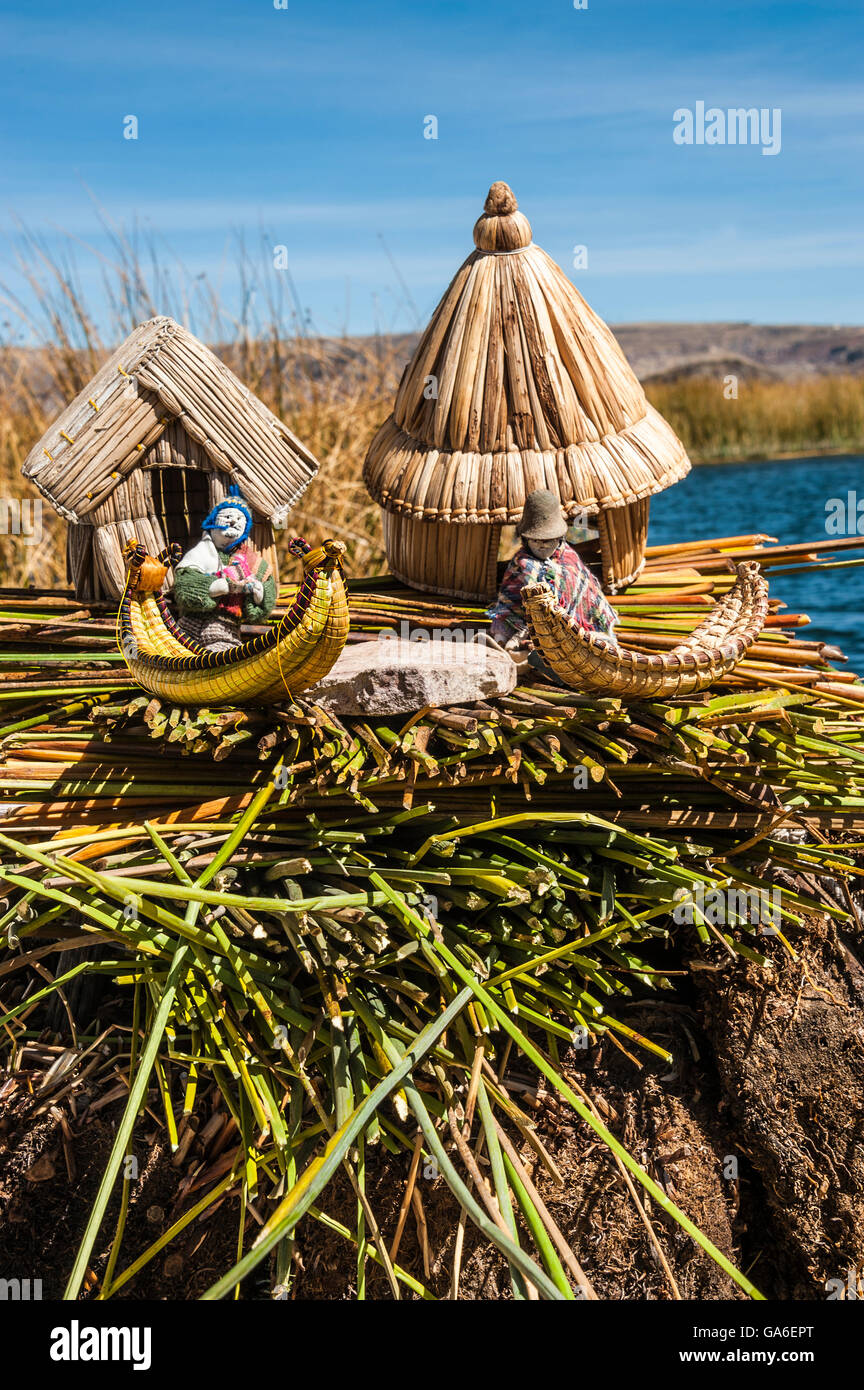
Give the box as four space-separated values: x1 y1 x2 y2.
22 316 319 601
364 183 691 602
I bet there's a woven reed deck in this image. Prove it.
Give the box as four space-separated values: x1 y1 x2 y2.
0 531 863 839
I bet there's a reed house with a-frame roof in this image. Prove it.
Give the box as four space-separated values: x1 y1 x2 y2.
22 316 320 600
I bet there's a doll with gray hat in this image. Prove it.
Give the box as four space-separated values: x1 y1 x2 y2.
490 489 618 660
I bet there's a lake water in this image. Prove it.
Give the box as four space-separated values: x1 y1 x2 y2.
647 454 864 675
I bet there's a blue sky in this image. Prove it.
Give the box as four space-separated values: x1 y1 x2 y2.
1 0 863 340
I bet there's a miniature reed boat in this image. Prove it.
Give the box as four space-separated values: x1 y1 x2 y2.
117 536 349 705
523 560 769 699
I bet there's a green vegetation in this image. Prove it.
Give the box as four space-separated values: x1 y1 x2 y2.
648 374 864 464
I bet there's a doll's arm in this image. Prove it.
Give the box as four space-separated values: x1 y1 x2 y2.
174 566 219 613
243 567 277 624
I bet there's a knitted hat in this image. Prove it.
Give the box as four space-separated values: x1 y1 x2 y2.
201 484 253 551
518 489 568 541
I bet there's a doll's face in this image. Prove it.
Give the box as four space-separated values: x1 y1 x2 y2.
208 506 247 545
525 535 565 561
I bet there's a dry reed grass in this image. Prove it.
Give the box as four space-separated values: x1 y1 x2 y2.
648 374 864 462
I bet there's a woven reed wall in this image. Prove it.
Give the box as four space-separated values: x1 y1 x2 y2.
364 184 688 607
382 512 501 603
598 499 650 592
23 317 320 528
363 184 691 530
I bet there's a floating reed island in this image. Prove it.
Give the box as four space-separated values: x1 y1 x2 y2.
1 529 862 830
3 186 864 1301
2 537 863 1300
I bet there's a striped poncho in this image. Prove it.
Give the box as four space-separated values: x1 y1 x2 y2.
490 542 618 647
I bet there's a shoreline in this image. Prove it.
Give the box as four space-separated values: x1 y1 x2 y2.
690 444 864 467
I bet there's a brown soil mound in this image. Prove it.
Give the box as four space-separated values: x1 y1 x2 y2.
696 917 864 1299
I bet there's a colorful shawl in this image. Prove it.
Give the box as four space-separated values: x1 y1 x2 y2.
490 542 618 646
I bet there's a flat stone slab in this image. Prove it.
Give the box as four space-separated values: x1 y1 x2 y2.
310 635 516 716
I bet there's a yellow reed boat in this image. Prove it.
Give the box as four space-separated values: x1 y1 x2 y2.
117 537 349 705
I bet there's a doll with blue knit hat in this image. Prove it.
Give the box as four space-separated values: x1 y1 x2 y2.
173 485 276 650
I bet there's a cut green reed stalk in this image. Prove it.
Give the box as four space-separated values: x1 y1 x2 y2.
99 977 143 1296
501 1149 573 1299
63 759 291 1299
307 1205 433 1299
64 936 192 1299
357 1002 564 1301
369 873 764 1300
467 1091 530 1300
200 984 498 1300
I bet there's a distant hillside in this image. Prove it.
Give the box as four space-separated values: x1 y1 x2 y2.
610 323 864 384
285 323 864 387
2 323 863 417
302 323 864 387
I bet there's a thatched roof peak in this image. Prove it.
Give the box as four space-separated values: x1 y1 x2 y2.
485 182 517 215
364 183 691 525
473 182 532 252
22 317 319 526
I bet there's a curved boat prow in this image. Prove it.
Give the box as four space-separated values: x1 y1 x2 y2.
524 560 769 699
117 536 349 706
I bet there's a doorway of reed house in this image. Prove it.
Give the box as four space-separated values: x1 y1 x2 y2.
149 466 211 551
